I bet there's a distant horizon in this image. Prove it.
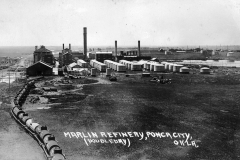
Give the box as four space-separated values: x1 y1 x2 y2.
0 45 239 48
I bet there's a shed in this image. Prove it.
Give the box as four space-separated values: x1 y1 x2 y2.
27 61 53 76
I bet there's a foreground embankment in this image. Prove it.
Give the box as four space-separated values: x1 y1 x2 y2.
0 82 45 160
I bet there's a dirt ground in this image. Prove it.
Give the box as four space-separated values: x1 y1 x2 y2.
19 69 240 160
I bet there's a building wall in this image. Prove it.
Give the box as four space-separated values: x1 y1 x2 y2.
27 63 53 76
33 52 54 65
95 54 113 63
63 53 73 65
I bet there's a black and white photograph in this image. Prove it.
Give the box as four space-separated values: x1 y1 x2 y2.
0 0 240 159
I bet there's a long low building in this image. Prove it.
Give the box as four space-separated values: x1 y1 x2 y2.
90 60 106 72
104 60 126 72
26 61 53 76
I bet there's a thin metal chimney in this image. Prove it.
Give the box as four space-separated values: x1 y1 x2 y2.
83 27 87 59
115 40 117 56
138 40 141 57
63 43 64 50
69 44 71 50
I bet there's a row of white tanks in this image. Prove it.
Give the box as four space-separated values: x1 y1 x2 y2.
90 60 107 72
143 61 189 73
119 60 143 71
104 60 126 72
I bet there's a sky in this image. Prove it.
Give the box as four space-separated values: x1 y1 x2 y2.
0 0 240 47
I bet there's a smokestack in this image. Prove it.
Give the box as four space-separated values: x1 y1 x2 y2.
63 44 64 50
69 44 71 50
138 40 140 57
83 27 87 59
35 46 38 51
115 40 117 56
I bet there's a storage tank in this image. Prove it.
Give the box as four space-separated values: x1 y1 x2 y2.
127 63 132 70
117 65 126 72
173 64 184 72
106 68 111 76
200 67 210 74
180 67 190 74
131 63 142 71
150 64 155 71
161 61 168 65
227 52 235 57
154 64 164 72
91 68 97 76
143 63 147 69
165 63 170 70
146 63 151 70
169 64 175 71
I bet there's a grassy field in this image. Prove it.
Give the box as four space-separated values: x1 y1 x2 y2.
21 70 240 160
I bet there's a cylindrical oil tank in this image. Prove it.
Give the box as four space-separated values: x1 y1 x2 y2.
154 64 164 72
165 63 170 70
35 125 47 135
127 63 131 70
18 113 28 121
131 64 142 71
143 63 147 69
30 123 39 132
50 147 62 156
150 64 155 71
44 135 55 145
52 154 65 160
169 64 175 71
13 107 24 117
91 68 97 76
173 64 183 72
117 65 126 72
40 130 51 140
161 61 168 65
26 118 33 127
46 141 59 153
22 116 31 124
106 68 111 76
146 63 151 70
200 67 210 74
180 67 190 74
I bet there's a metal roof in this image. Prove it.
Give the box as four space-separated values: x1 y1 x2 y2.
27 61 53 69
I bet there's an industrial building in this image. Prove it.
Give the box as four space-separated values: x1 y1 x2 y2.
59 44 73 66
85 51 113 62
26 61 53 76
33 45 54 65
72 51 84 60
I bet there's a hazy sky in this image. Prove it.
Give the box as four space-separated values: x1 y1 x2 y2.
0 0 240 47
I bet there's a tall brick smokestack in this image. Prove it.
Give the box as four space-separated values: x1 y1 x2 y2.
115 40 117 56
83 27 87 59
69 43 71 50
138 40 140 57
63 44 64 50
